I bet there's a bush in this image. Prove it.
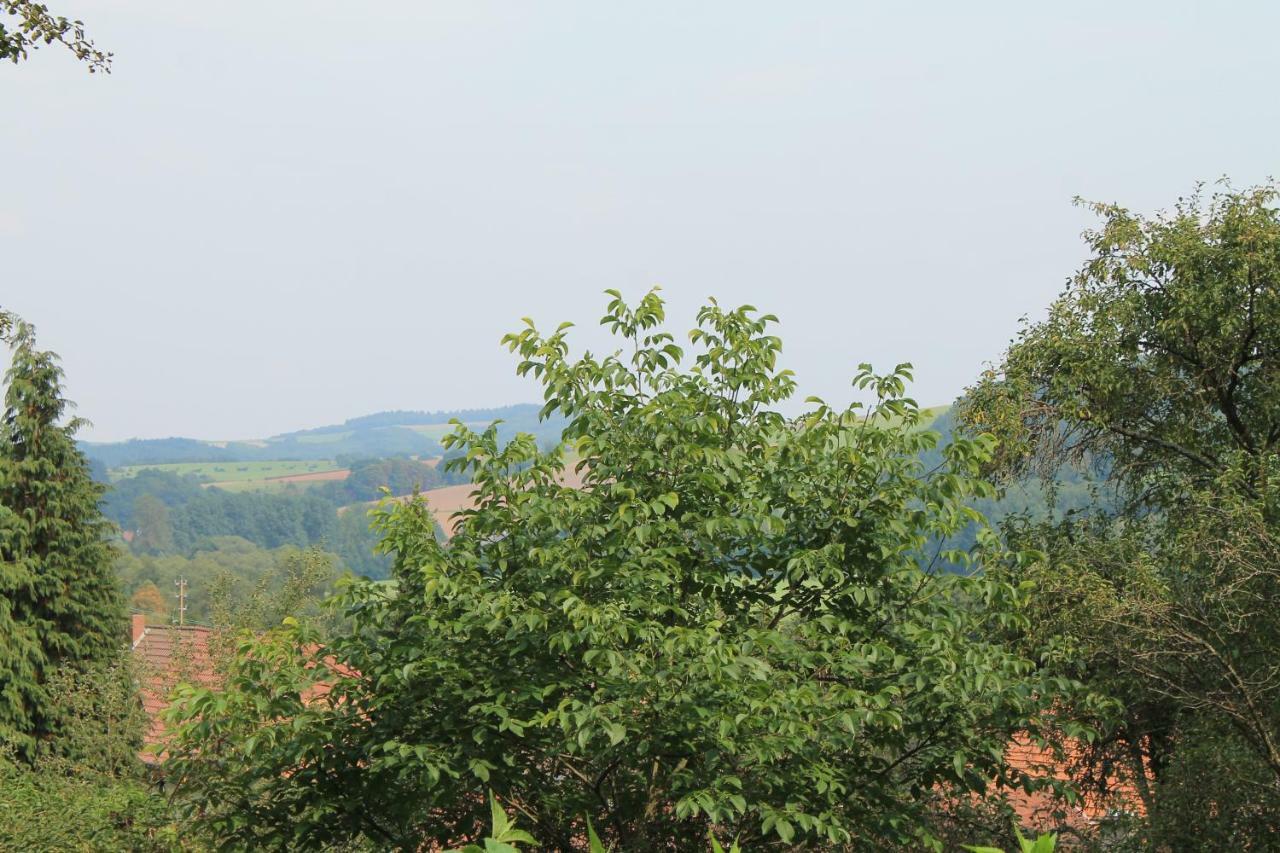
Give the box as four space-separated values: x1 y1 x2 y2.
0 757 179 852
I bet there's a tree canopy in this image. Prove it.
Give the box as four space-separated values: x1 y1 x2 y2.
165 292 1060 850
960 182 1280 844
961 182 1280 502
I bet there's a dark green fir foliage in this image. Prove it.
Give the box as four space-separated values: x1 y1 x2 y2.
165 292 1057 851
0 320 125 759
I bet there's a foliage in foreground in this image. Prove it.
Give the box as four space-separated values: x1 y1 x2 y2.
0 758 176 851
0 312 180 849
447 792 743 853
165 292 1066 850
446 790 1049 853
964 824 1057 853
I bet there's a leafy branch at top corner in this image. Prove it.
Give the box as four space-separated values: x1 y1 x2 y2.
1 1 111 72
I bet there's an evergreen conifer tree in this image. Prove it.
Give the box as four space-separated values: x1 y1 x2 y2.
0 319 124 760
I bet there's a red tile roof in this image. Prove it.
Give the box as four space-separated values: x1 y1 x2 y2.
1001 732 1146 830
128 617 358 761
131 617 218 760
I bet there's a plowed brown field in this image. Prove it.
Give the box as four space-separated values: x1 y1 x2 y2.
267 468 350 484
387 467 587 537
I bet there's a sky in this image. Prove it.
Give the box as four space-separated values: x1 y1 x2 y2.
3 1 1278 442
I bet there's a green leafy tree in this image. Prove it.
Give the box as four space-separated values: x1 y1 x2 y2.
132 493 176 554
115 538 342 631
1 1 109 70
959 182 1280 842
204 545 342 638
166 292 1057 850
0 320 125 760
961 182 1280 499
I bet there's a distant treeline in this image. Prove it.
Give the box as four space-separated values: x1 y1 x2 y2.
81 430 445 468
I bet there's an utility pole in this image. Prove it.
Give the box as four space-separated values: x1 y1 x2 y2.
174 578 188 626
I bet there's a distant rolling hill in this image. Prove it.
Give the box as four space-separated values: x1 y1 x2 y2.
82 403 953 470
82 404 569 469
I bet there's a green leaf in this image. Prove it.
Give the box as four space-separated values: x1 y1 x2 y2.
587 817 609 853
489 792 510 837
483 842 520 853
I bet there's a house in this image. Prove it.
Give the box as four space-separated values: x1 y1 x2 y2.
1001 732 1146 833
130 614 216 760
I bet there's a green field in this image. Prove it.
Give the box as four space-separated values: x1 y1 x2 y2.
111 460 339 483
403 422 487 440
201 477 335 493
291 430 354 444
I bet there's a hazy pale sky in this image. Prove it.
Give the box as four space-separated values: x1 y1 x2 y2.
4 1 1277 441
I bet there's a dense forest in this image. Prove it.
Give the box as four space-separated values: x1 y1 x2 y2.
98 454 475 591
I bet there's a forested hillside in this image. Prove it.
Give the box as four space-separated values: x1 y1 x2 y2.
93 394 1106 613
80 407 566 603
921 407 1117 555
99 453 478 597
81 405 568 468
